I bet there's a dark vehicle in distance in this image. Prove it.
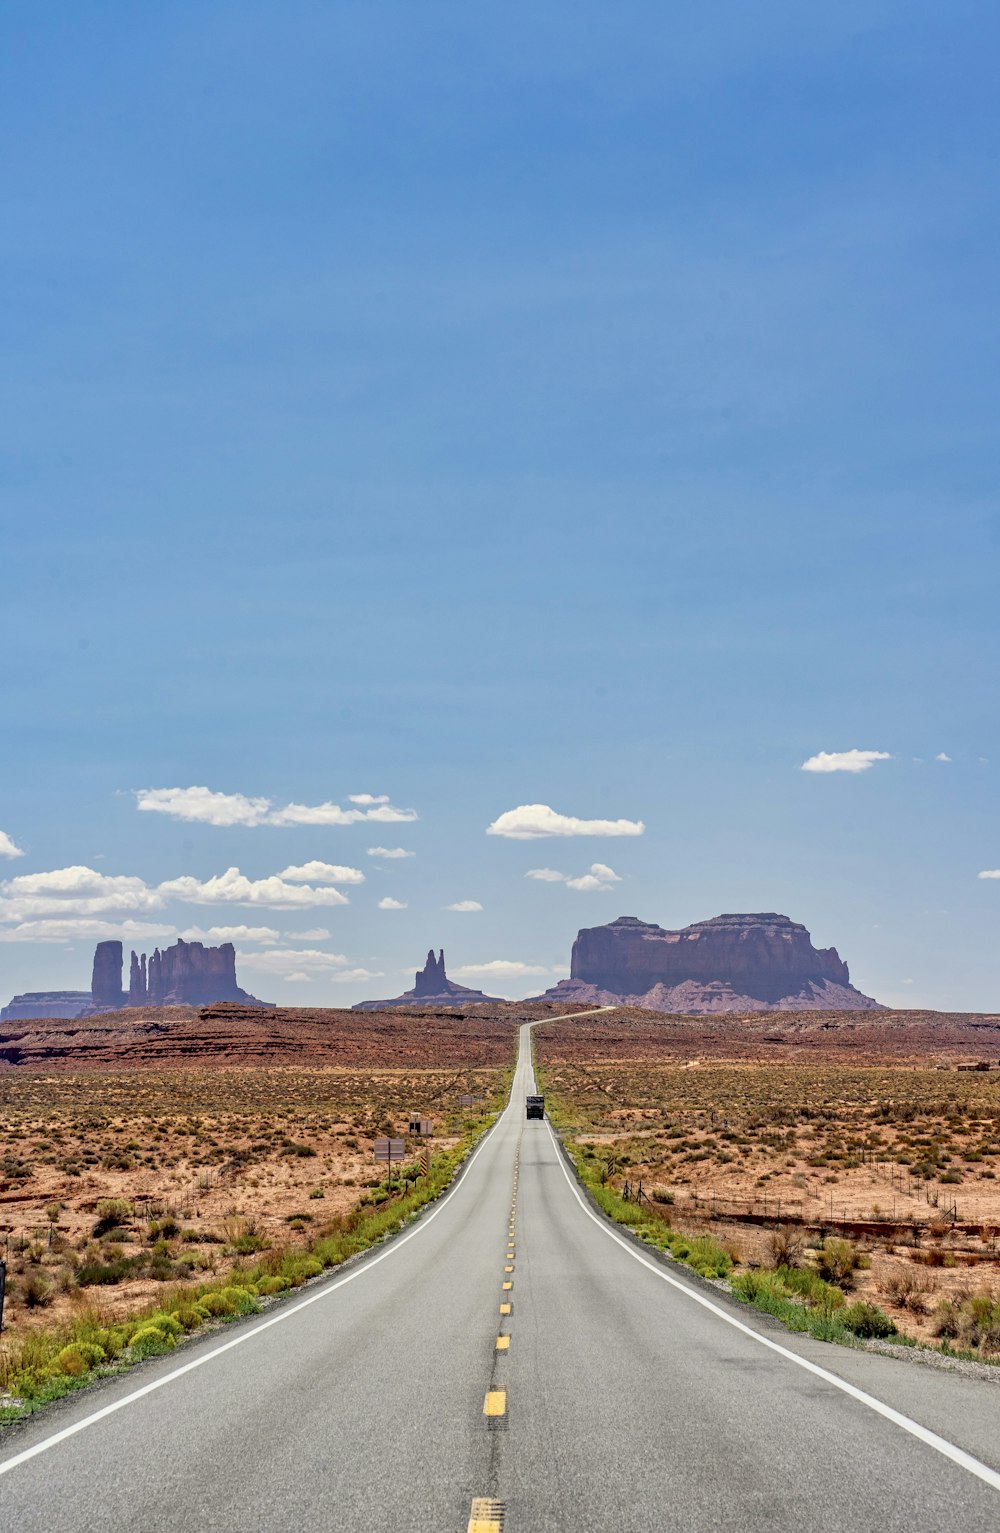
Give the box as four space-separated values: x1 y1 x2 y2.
526 1094 545 1120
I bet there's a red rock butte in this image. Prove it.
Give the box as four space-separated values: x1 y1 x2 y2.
530 913 882 1012
0 938 270 1022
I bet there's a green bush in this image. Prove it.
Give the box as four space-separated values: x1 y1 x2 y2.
814 1238 863 1288
129 1326 175 1359
52 1342 106 1377
840 1302 896 1339
256 1275 291 1296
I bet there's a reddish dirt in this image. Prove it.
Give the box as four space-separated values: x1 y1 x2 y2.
0 1002 559 1071
534 1006 1000 1065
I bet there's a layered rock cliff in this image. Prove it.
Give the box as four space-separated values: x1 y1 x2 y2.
531 913 882 1012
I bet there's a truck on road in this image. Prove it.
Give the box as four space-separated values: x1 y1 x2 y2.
526 1094 545 1120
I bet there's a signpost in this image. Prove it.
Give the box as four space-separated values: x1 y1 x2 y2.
419 1148 431 1177
374 1137 406 1189
0 1259 6 1333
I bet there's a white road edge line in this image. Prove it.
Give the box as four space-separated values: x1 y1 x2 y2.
0 1008 605 1480
530 1021 1000 1494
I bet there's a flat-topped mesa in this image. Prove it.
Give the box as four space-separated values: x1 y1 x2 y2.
354 947 506 1009
532 912 881 1012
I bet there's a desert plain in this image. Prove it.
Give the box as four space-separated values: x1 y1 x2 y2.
4 1000 1000 1362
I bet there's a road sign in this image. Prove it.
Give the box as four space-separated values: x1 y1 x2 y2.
419 1148 431 1176
458 1094 474 1108
409 1116 432 1135
374 1138 405 1163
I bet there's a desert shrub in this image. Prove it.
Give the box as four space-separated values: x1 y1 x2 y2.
198 1291 236 1317
255 1275 291 1296
767 1227 805 1269
129 1326 175 1359
197 1285 258 1319
675 1234 731 1279
143 1313 184 1341
169 1303 208 1331
229 1233 269 1254
92 1198 132 1237
284 1256 323 1285
877 1270 935 1314
77 1257 135 1286
933 1292 1000 1353
52 1341 106 1377
814 1238 862 1288
22 1270 54 1308
774 1266 845 1312
840 1302 896 1339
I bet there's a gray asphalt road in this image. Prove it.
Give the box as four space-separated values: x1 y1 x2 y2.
2 1016 1000 1532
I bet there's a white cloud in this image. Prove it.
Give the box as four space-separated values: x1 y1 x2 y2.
268 800 417 827
978 870 1000 880
348 793 390 805
446 900 483 912
367 846 415 859
800 750 892 774
451 960 550 978
136 785 417 828
936 753 952 763
237 952 381 984
527 863 622 892
378 897 407 910
566 863 622 892
0 918 176 945
0 832 24 860
286 927 331 941
136 786 271 827
0 866 164 920
277 861 365 885
487 804 645 839
158 867 350 909
178 924 282 945
237 947 350 973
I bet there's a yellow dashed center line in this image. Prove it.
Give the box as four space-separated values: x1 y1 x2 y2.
484 1389 507 1417
467 1497 504 1533
500 1302 511 1315
495 1335 510 1351
502 1280 512 1290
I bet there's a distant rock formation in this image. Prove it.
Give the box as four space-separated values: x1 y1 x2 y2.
354 948 506 1010
530 913 882 1012
91 940 127 1010
125 939 268 1008
0 991 92 1022
1 938 270 1022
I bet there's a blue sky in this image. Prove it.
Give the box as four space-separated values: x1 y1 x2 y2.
2 1 998 1009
